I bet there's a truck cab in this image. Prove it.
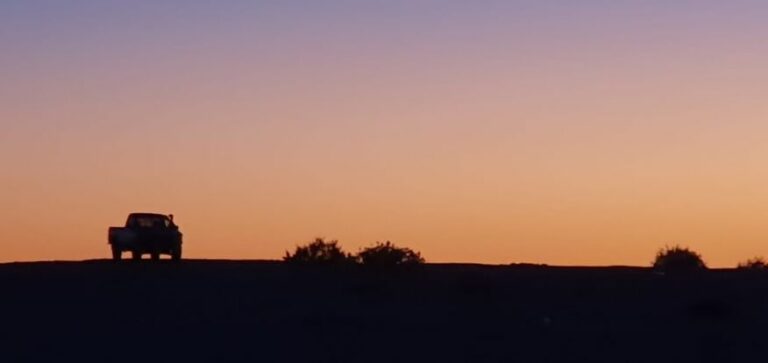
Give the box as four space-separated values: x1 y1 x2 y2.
108 213 183 261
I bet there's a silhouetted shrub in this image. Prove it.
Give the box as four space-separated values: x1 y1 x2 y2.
356 241 425 267
738 257 768 270
652 245 706 273
284 238 355 265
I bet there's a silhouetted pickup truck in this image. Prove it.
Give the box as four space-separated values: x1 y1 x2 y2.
108 213 183 261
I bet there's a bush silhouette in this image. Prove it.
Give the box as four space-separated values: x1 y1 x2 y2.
738 257 768 270
652 245 706 272
284 238 355 265
357 241 425 267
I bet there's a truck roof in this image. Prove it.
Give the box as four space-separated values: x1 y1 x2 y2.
128 213 170 219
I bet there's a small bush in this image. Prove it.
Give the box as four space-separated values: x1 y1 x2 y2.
357 241 425 267
738 257 768 270
284 238 355 265
652 245 706 273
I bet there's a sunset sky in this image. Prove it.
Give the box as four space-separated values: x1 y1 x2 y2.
3 1 768 266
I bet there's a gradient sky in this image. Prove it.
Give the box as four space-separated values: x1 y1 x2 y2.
3 1 768 266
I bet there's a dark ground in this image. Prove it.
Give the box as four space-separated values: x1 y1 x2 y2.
1 260 767 362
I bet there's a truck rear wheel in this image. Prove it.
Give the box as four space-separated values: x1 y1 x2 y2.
171 245 182 261
111 246 122 261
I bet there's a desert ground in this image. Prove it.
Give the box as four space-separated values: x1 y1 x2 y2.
1 260 767 362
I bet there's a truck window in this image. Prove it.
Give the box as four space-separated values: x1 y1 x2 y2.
129 215 170 228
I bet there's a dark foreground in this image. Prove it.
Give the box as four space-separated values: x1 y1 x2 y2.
2 260 767 362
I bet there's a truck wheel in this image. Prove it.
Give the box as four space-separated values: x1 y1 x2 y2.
132 251 141 260
171 245 182 261
111 246 122 261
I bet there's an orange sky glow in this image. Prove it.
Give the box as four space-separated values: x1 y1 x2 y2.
3 1 768 266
